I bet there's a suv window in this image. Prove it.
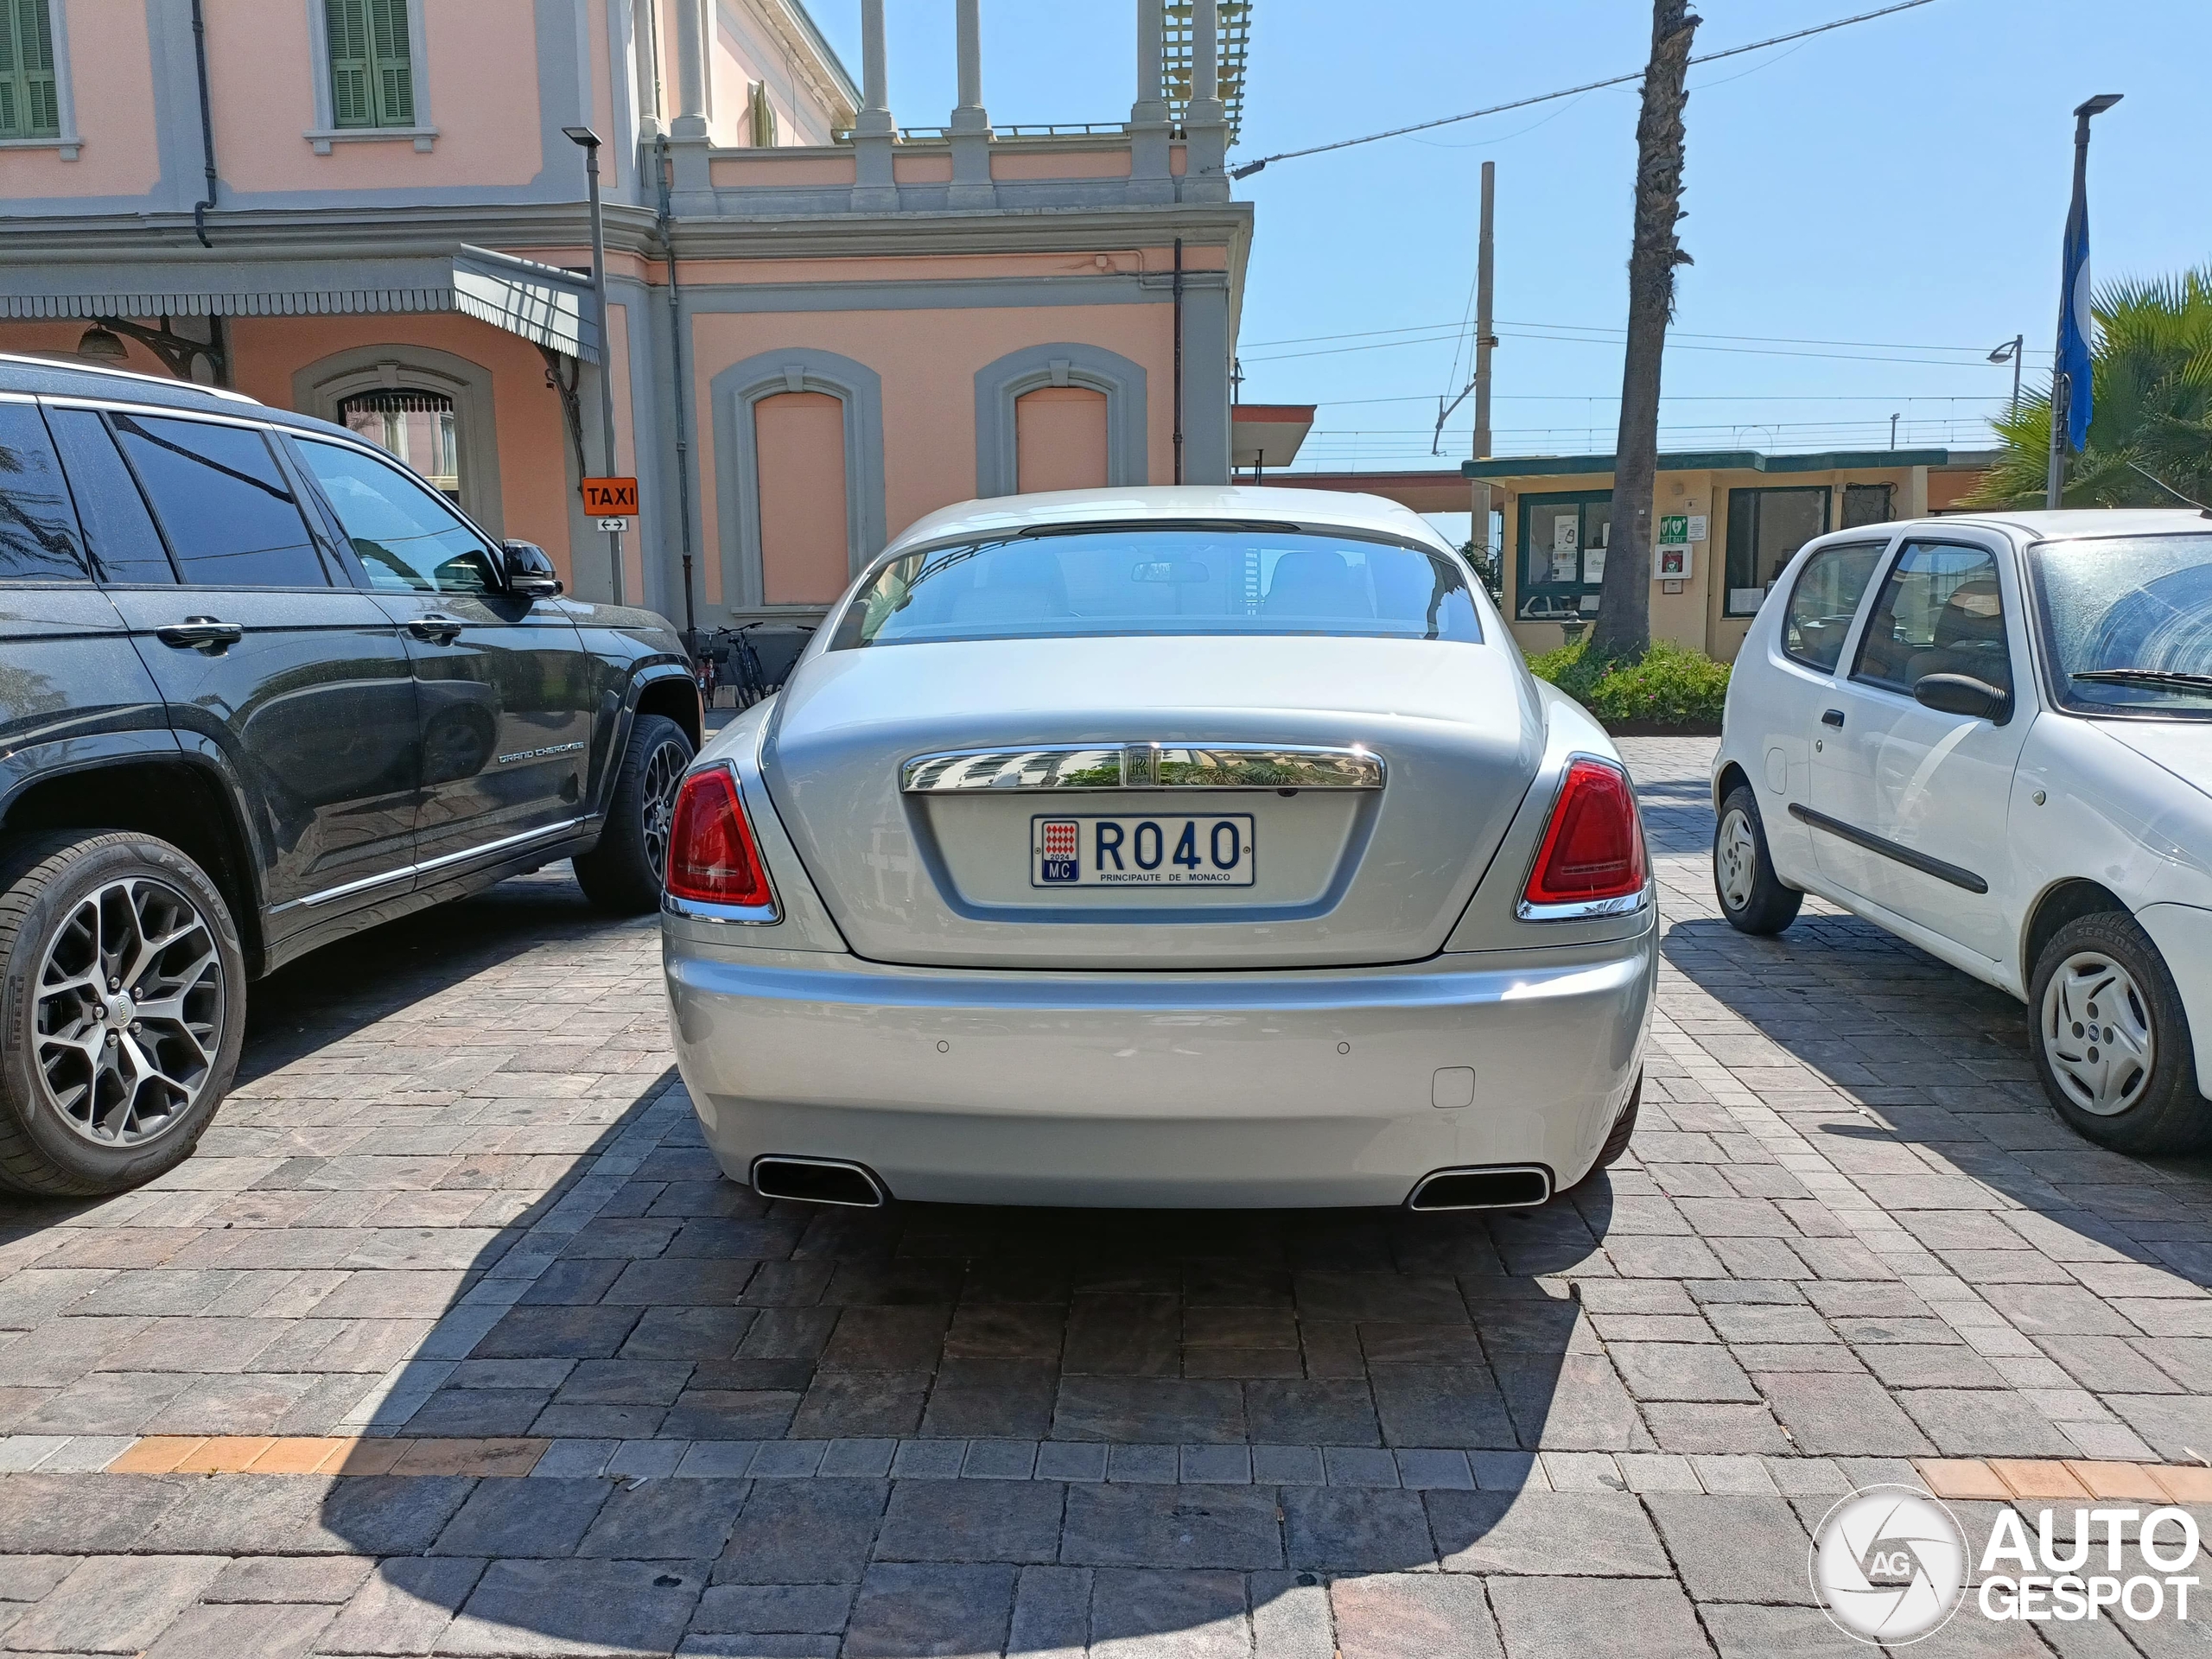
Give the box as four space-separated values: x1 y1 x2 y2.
43 408 178 585
295 438 499 594
1782 540 1885 673
1853 541 2012 696
0 403 90 582
111 414 330 588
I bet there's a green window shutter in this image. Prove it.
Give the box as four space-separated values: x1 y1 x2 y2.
0 3 19 141
326 0 373 127
1 0 60 141
367 0 413 126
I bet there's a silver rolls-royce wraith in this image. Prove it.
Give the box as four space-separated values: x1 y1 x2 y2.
660 486 1656 1211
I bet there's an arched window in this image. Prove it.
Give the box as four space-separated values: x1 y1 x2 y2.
753 391 849 604
975 344 1148 499
1015 386 1109 494
337 388 461 504
294 347 503 536
710 351 887 612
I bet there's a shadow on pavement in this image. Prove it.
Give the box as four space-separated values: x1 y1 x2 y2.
279 939 1618 1651
1662 906 2212 1459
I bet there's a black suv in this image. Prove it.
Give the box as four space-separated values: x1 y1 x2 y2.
0 354 699 1196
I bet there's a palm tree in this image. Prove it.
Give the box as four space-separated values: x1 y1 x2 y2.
1963 266 2212 510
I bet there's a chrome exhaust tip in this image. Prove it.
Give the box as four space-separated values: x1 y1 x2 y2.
1406 1164 1554 1211
751 1155 887 1208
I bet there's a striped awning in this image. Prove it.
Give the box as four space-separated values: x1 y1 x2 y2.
0 245 600 363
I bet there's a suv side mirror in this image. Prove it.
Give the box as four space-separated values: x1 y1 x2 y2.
1914 672 2012 724
501 541 563 599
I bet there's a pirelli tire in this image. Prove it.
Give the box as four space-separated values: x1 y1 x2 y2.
574 714 695 913
0 830 246 1197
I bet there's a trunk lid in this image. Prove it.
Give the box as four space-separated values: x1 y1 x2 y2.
761 635 1542 969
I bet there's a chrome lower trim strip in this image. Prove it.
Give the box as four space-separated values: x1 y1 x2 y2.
900 742 1384 794
282 817 588 912
664 892 782 925
412 817 586 880
1516 885 1653 924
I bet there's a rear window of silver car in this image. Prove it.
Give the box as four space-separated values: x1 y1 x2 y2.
830 527 1484 649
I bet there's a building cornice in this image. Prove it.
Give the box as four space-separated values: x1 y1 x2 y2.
743 0 861 126
0 200 1254 275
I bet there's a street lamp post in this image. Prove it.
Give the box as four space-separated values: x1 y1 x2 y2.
563 124 624 604
1987 334 2024 421
2048 93 2121 511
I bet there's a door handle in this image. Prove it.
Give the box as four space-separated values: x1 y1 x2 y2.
156 616 245 652
1821 709 1846 728
407 613 464 644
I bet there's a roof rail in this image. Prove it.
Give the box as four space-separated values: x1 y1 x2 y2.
0 350 260 404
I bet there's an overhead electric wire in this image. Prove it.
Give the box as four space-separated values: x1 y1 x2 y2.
1229 0 1940 178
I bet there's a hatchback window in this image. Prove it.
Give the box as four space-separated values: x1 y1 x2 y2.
111 415 330 588
1853 542 2012 696
0 403 90 582
1781 541 1885 673
43 408 177 585
294 438 498 594
832 527 1484 649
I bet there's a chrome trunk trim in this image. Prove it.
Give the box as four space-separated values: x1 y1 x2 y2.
899 743 1384 794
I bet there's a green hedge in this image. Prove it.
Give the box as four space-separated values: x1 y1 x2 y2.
1525 639 1731 731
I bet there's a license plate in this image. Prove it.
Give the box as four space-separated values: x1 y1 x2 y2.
1032 814 1255 887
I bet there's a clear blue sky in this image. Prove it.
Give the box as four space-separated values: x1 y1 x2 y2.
813 1 2209 474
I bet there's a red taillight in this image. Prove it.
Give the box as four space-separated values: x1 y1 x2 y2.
1522 759 1648 909
665 766 776 910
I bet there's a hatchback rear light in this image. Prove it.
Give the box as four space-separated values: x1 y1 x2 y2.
666 766 777 912
1522 758 1648 913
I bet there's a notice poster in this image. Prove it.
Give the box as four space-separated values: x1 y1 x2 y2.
1688 514 1708 543
1550 518 1578 582
1585 549 1607 583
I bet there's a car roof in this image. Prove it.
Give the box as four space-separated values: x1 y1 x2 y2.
0 351 359 442
881 485 1459 557
1906 507 2212 540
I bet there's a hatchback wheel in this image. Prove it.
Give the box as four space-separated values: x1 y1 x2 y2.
1713 785 1802 936
2031 910 2206 1154
0 832 245 1196
574 713 696 912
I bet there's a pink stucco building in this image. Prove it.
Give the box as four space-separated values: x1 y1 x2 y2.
0 0 1253 635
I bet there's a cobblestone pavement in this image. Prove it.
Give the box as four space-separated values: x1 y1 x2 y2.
3 736 2212 1656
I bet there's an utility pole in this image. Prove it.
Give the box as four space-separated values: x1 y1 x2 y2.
1470 161 1497 576
1591 0 1698 661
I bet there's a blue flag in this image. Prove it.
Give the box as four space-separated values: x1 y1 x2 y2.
2056 168 2094 453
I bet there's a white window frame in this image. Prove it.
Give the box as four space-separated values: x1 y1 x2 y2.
0 0 81 160
302 0 437 153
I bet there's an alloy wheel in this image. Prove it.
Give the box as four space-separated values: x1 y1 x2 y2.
2040 950 2156 1116
640 741 690 885
1716 807 1758 912
35 877 225 1147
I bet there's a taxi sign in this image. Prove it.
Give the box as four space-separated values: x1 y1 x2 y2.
581 476 639 516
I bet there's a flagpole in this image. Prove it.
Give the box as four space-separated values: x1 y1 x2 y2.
2048 93 2122 510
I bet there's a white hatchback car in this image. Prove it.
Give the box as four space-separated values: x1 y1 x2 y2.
661 486 1655 1211
1713 510 2212 1152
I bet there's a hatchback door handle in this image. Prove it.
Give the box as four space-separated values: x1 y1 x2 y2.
156 616 245 652
407 613 464 643
1821 709 1846 728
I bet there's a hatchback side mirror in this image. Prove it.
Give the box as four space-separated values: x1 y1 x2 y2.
501 540 563 598
1914 672 2012 724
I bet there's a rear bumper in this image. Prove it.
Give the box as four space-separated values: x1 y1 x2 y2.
663 922 1656 1207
